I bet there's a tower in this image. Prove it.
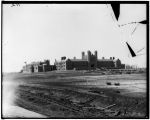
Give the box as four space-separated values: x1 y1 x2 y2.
82 51 85 60
94 50 98 69
87 50 91 62
87 50 91 70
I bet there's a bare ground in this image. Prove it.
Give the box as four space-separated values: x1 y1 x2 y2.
3 72 148 118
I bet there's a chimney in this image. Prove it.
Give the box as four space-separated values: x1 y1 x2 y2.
61 56 66 60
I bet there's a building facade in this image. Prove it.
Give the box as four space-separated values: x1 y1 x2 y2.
55 50 125 70
22 60 56 73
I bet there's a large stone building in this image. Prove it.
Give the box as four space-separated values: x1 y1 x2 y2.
22 60 56 73
55 50 125 70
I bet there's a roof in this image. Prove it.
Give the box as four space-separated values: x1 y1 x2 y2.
55 59 87 62
55 59 67 63
98 59 115 62
31 62 41 65
69 59 88 62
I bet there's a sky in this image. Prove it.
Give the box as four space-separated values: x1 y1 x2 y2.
3 4 147 72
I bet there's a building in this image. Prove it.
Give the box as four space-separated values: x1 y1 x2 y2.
22 60 56 73
55 50 125 70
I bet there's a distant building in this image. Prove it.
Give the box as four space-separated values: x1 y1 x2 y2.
125 64 138 69
55 50 125 70
22 60 56 73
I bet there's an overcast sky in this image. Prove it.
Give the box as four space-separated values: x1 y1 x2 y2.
3 4 146 72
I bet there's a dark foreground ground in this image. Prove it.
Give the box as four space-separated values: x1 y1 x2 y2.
3 71 147 118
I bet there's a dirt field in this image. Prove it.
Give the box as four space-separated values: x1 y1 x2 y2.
2 71 147 118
